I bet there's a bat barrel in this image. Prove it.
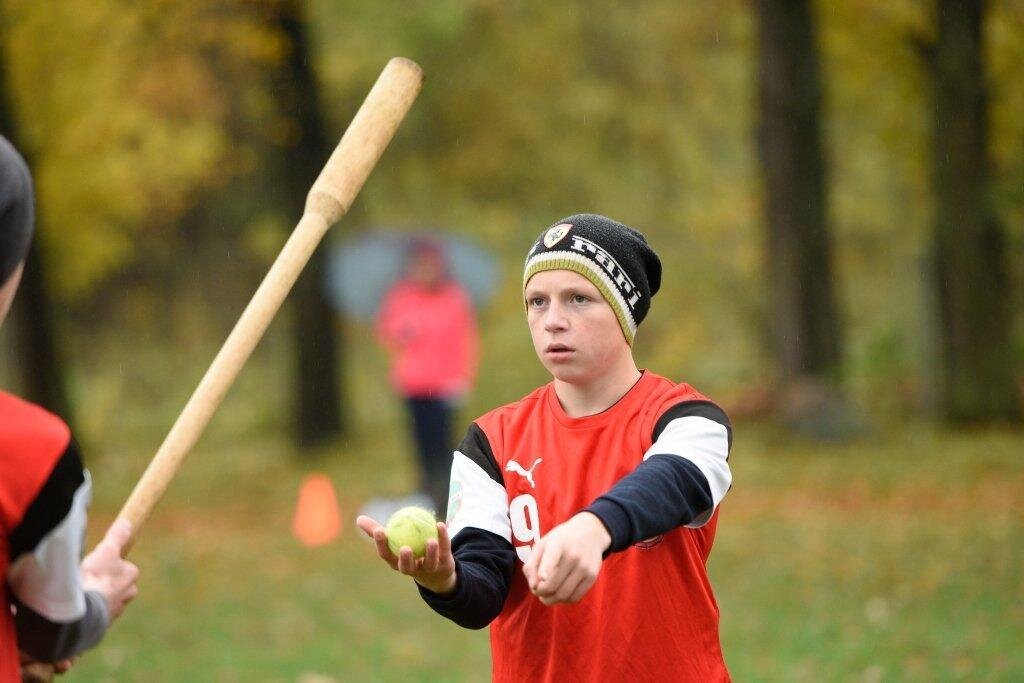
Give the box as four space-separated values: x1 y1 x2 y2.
306 57 424 224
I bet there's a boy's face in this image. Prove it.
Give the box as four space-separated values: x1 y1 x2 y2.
525 269 630 385
0 262 23 325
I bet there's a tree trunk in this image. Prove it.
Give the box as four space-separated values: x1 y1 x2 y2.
755 0 842 384
930 0 1019 422
272 0 344 447
0 18 76 427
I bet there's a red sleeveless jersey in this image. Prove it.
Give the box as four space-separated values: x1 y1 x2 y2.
474 371 729 682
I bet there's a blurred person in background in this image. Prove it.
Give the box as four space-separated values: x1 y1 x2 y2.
0 135 139 679
359 214 732 681
373 237 478 516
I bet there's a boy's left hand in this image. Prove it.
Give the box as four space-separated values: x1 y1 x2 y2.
523 512 611 605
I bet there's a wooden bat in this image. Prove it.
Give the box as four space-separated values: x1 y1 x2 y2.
21 56 423 683
117 56 422 549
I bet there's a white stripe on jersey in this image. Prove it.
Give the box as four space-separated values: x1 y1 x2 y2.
7 471 92 622
447 451 511 542
643 416 731 528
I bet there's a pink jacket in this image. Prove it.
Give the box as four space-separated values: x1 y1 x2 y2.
375 280 478 398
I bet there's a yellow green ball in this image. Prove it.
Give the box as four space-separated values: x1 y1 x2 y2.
385 506 438 558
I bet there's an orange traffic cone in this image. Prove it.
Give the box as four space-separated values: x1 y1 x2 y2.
292 473 342 547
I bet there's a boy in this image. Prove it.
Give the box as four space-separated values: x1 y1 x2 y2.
358 214 732 681
1 136 139 679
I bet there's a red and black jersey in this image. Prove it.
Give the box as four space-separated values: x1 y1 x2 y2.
0 391 107 680
422 371 732 682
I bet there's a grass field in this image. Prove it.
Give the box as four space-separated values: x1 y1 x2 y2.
67 419 1022 681
41 334 1023 681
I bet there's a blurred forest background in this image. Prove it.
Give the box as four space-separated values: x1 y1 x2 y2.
1 0 1022 680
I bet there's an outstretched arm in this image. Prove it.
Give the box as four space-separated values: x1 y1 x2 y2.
356 516 515 630
357 422 516 629
525 401 732 605
587 401 732 550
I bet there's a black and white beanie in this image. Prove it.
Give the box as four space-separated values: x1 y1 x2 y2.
0 135 34 286
523 213 661 345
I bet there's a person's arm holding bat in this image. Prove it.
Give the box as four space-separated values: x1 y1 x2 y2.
8 440 140 667
0 135 139 677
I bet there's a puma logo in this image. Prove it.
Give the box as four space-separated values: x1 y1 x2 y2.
505 458 543 488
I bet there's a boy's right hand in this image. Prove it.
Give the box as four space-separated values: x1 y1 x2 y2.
356 516 457 596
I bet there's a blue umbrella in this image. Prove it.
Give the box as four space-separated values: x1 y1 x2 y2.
325 229 499 319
